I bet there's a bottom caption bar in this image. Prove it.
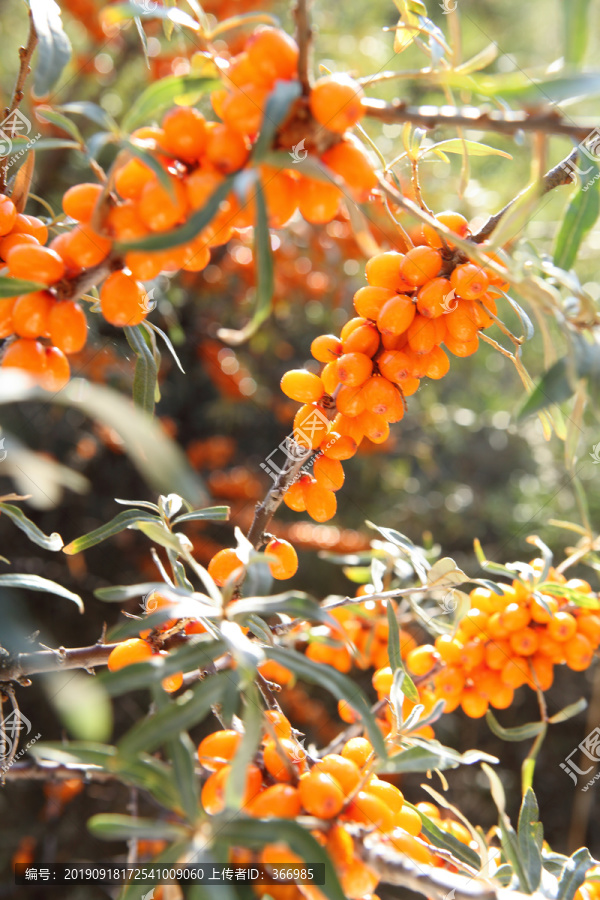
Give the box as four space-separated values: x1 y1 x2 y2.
15 863 326 886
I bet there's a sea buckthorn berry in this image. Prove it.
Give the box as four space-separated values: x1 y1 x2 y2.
48 301 88 354
298 177 341 224
309 73 364 133
139 176 188 232
322 431 358 460
1 337 47 377
107 638 153 671
263 738 306 782
399 246 442 286
249 783 301 819
501 657 529 689
264 710 293 739
406 644 438 676
12 291 54 339
311 334 342 363
360 377 401 417
314 754 361 795
434 634 464 665
66 223 112 268
353 285 396 320
304 480 337 522
336 384 366 417
485 639 512 670
11 214 49 244
529 655 555 691
205 123 249 173
367 778 404 813
548 610 577 642
201 763 261 815
0 195 17 234
458 607 489 639
62 183 103 222
578 614 600 646
0 297 15 338
341 737 373 768
450 263 489 299
424 345 450 379
293 403 330 449
245 27 299 82
280 368 324 403
198 730 242 771
341 320 380 357
421 211 469 249
299 770 345 818
283 476 309 512
394 804 422 835
445 300 479 342
345 790 394 832
100 271 147 327
327 823 354 870
161 669 184 693
377 295 416 337
444 333 479 357
322 138 377 199
7 244 65 285
313 455 345 491
416 801 441 820
258 659 293 686
460 687 489 718
357 409 390 443
264 538 298 580
220 84 270 138
389 830 434 865
509 627 539 656
0 232 39 259
337 352 373 387
365 252 412 291
41 345 70 392
115 157 155 199
161 106 207 161
207 547 244 586
500 602 531 632
407 314 439 355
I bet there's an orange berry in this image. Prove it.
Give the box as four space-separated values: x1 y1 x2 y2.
293 403 329 449
40 346 70 393
365 252 412 292
1 337 46 376
485 639 511 670
367 778 404 812
48 301 87 354
62 183 103 222
66 223 112 267
100 270 146 327
340 858 380 900
501 656 529 689
0 195 17 235
313 454 345 491
11 214 48 244
460 687 489 718
321 138 377 199
528 654 554 691
360 376 401 417
407 314 439 354
424 345 450 379
500 602 531 632
263 738 306 782
341 737 373 768
389 830 434 864
509 627 539 657
406 644 438 676
280 368 324 403
264 538 298 580
336 384 366 417
310 74 364 133
264 710 293 739
578 614 600 646
445 299 479 342
6 244 65 285
297 177 341 224
283 477 308 512
201 763 261 815
443 333 479 357
258 659 293 686
564 632 594 671
205 123 249 173
377 294 416 337
353 285 396 320
198 730 242 771
161 669 184 693
434 634 464 665
107 638 153 671
313 754 361 795
220 84 269 138
12 291 54 339
421 211 469 249
337 352 373 387
356 409 390 443
326 823 354 870
0 232 39 259
161 106 207 161
299 770 345 818
322 431 358 460
548 611 577 642
450 263 489 299
311 333 342 363
345 790 394 832
0 297 15 338
394 805 422 835
341 319 380 357
139 176 188 232
304 480 337 522
245 27 299 82
249 783 301 819
399 246 442 286
207 547 244 586
115 157 155 200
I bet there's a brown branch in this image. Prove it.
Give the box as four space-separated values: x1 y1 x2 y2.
3 761 115 782
294 0 312 96
0 12 38 192
471 148 579 243
0 642 119 682
246 445 312 549
362 98 595 142
54 256 122 302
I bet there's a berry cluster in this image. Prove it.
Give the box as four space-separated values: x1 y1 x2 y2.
197 719 475 899
280 216 508 521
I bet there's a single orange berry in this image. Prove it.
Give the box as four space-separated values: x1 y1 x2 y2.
66 223 112 268
264 538 298 580
311 334 342 363
313 455 345 491
341 737 373 768
548 611 577 642
304 480 337 522
12 291 54 339
107 638 153 671
48 301 87 354
0 195 17 235
399 246 442 286
1 337 47 376
337 352 373 387
309 74 364 134
6 244 65 285
280 368 324 403
198 730 241 771
207 547 244 586
321 138 376 200
299 770 345 818
313 754 361 795
62 183 103 222
139 176 188 232
297 177 341 224
377 295 416 337
161 106 207 161
450 263 489 299
248 783 302 819
406 644 438 676
100 270 146 327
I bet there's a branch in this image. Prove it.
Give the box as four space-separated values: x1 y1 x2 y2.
294 0 312 95
0 642 119 682
54 256 122 302
0 12 38 192
471 148 578 243
246 445 312 549
3 761 115 782
362 98 595 142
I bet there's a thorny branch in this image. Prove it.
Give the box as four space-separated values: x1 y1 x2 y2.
0 12 38 192
0 642 119 683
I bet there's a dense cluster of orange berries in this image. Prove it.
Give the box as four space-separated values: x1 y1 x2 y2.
197 715 476 899
280 216 508 521
207 537 299 586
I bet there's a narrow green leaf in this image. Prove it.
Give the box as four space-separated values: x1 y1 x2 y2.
166 731 200 823
251 79 302 161
134 519 183 552
548 697 587 724
0 277 47 298
107 1 201 32
553 163 600 269
378 743 493 774
124 323 158 414
0 502 63 550
518 358 574 420
118 670 230 756
518 788 543 891
227 592 337 629
264 646 386 759
30 0 72 95
225 684 262 809
57 101 119 132
122 72 220 132
63 508 159 554
425 139 512 159
217 178 274 345
88 813 188 841
557 848 597 900
35 108 83 144
414 805 481 870
564 0 592 64
486 711 547 742
172 507 230 526
488 181 541 253
387 599 402 670
0 573 83 611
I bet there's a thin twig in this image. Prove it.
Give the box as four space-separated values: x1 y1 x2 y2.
2 760 115 782
362 98 595 143
0 12 38 192
0 642 120 682
294 0 312 95
246 445 312 549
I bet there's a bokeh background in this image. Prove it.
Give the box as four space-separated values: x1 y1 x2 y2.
1 0 600 894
